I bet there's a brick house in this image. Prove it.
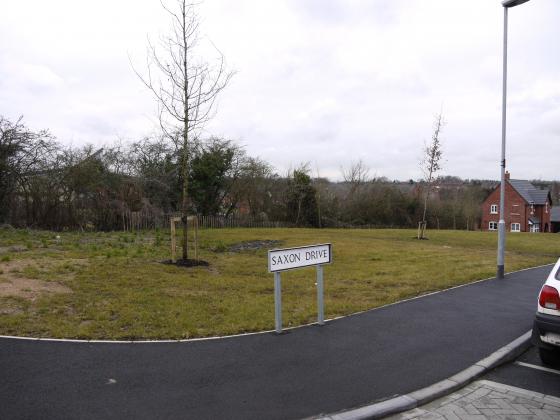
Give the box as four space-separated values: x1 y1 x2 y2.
481 172 553 233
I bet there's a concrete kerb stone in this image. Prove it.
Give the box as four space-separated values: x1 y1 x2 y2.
474 346 515 370
447 364 486 385
316 330 533 419
407 379 462 407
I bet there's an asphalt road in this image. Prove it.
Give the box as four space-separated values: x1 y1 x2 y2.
0 264 552 420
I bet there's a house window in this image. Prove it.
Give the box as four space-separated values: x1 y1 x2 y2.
530 224 540 233
490 204 498 214
489 221 498 231
511 223 521 232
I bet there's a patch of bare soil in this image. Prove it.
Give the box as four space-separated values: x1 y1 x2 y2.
0 260 72 301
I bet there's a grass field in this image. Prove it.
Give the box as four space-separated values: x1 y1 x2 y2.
1 227 559 340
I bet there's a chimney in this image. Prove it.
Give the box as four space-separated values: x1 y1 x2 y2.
505 171 510 181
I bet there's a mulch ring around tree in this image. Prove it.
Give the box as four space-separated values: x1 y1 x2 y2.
227 240 283 252
161 259 210 268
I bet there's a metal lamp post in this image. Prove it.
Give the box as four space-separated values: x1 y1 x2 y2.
497 0 531 279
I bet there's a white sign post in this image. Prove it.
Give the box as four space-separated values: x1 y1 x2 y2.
268 243 332 334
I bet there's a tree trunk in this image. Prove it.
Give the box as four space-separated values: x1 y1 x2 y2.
181 1 189 262
420 184 431 239
181 135 189 260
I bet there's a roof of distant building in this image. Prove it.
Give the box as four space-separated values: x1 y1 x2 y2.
508 179 550 205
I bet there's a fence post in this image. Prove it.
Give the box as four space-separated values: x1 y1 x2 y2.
171 218 176 263
194 216 198 261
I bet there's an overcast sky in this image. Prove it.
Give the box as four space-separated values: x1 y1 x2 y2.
1 0 559 181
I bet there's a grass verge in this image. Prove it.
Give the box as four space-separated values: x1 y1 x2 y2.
0 228 558 339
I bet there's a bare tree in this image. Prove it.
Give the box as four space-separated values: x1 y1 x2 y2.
0 116 56 223
418 113 444 239
133 0 233 261
341 159 371 197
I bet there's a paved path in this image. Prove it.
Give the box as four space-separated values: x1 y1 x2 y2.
0 265 552 420
387 380 560 420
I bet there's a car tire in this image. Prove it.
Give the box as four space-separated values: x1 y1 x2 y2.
539 347 559 367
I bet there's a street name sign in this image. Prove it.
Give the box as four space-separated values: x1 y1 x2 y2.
268 243 332 333
268 243 332 272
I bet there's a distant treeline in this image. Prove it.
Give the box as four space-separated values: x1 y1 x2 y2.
1 115 558 231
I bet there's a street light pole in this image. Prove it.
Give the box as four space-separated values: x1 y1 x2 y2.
497 6 509 279
497 0 531 279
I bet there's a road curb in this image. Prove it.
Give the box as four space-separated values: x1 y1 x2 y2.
315 330 532 420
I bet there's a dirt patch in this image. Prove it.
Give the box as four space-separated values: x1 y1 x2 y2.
228 240 283 252
0 278 71 300
0 260 73 300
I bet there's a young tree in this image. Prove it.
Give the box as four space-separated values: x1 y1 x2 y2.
418 113 444 239
134 0 233 261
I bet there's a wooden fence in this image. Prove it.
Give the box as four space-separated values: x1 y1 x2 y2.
121 209 166 231
197 215 289 229
121 211 288 231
